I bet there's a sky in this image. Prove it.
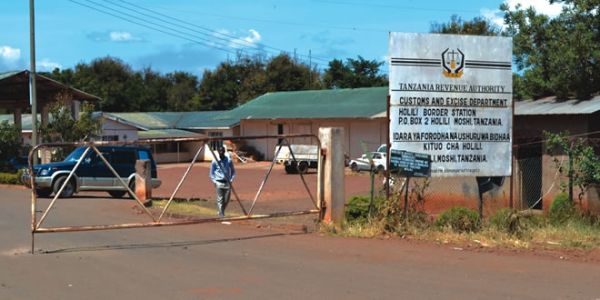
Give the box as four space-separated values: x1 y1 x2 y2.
0 0 565 77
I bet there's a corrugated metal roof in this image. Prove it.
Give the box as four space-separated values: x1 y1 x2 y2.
176 111 239 129
103 111 238 130
515 96 600 115
217 87 388 120
0 71 23 81
105 112 178 130
0 70 100 102
138 129 204 140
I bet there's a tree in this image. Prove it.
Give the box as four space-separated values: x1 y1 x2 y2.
430 15 503 36
41 100 101 143
323 56 387 89
0 121 22 170
197 61 244 110
138 68 171 112
166 71 199 111
545 131 600 203
68 57 143 112
198 53 322 110
503 0 600 99
265 54 318 91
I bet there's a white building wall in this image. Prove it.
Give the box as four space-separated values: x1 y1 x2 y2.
242 120 270 160
240 118 388 161
101 118 139 142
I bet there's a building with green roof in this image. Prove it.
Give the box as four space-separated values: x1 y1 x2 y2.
100 111 239 163
216 87 389 160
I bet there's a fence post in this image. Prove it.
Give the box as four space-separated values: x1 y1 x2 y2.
135 159 152 205
318 127 345 225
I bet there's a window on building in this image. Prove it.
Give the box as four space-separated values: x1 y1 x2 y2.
277 124 284 145
102 135 119 141
154 142 178 153
208 132 223 150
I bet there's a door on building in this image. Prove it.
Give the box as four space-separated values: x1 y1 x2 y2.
517 142 543 209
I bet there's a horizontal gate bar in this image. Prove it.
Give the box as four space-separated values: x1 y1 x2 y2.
33 209 320 233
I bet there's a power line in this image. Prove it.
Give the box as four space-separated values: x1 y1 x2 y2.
103 0 262 51
150 5 392 33
76 0 239 54
313 0 481 14
111 0 331 63
69 0 331 66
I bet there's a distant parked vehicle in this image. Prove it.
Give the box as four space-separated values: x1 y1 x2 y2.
275 144 319 174
348 152 387 174
8 156 28 172
22 146 161 198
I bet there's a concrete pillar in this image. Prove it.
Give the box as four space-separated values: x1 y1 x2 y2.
41 104 49 127
13 108 22 132
135 159 152 205
319 127 345 225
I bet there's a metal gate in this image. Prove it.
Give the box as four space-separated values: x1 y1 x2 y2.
27 134 324 254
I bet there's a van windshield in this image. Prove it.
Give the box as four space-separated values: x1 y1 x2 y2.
64 147 87 162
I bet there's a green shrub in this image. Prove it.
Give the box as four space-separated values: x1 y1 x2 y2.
435 207 480 233
0 170 23 185
489 208 536 237
346 195 382 223
548 193 578 225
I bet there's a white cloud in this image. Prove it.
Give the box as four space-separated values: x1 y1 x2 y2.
37 59 63 71
481 1 567 29
242 29 261 46
481 8 505 28
504 0 565 17
0 46 21 61
216 29 262 49
109 31 142 42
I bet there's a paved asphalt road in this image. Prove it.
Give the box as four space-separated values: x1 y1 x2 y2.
1 188 599 299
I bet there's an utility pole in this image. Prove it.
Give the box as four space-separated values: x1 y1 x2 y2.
29 0 38 157
309 49 312 89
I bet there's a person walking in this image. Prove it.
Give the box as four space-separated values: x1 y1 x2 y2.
210 146 236 218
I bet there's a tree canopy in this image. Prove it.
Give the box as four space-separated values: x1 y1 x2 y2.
430 15 504 36
46 53 387 112
322 56 387 89
502 0 599 100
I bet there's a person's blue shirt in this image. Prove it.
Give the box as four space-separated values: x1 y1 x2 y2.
210 155 235 184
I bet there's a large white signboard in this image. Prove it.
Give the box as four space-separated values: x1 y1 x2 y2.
389 33 512 177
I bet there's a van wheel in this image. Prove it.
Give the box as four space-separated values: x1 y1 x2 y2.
53 176 75 198
350 162 359 172
375 165 385 174
297 161 309 174
128 180 136 199
108 191 126 198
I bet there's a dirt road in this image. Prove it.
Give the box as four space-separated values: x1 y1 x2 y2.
1 188 599 299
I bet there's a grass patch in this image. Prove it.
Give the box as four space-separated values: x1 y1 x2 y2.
530 221 600 250
336 220 600 250
153 199 221 217
331 195 600 251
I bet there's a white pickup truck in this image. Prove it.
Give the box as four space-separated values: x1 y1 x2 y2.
275 144 319 174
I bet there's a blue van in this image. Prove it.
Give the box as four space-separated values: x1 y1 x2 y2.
22 146 161 198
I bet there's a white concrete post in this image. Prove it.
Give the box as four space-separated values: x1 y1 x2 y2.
318 127 345 225
135 159 152 206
